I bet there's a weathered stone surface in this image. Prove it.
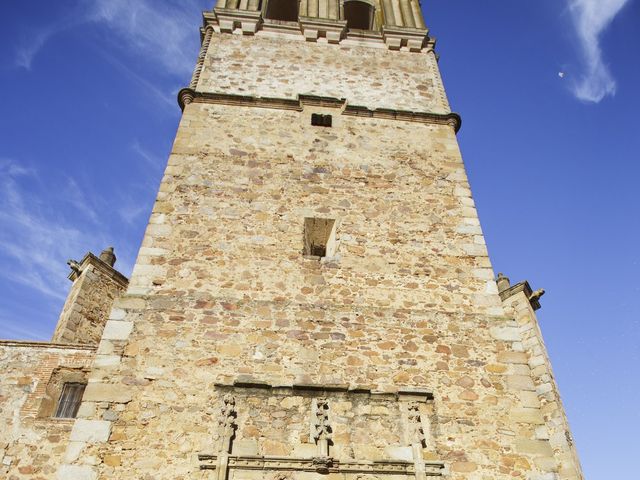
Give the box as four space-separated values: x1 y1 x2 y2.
101 321 133 341
82 383 132 403
0 3 584 480
69 420 111 443
57 464 97 480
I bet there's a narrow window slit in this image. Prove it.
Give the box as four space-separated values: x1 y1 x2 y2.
304 218 337 258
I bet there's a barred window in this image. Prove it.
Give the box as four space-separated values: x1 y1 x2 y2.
54 382 85 418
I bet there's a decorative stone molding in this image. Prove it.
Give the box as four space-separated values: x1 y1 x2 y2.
312 397 332 458
0 340 96 350
189 26 214 90
199 7 433 52
176 90 462 132
66 252 128 287
199 454 445 476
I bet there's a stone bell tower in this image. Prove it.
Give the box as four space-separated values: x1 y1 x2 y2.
57 1 584 479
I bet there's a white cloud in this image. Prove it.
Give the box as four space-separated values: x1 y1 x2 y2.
0 160 110 301
568 0 629 103
14 0 206 79
86 0 203 77
64 177 100 223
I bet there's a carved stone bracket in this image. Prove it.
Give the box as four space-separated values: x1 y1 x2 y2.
382 26 429 52
214 8 263 35
299 17 347 43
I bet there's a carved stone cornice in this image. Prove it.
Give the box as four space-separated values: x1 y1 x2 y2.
67 252 129 287
177 89 462 132
201 8 433 52
0 340 97 351
198 454 445 476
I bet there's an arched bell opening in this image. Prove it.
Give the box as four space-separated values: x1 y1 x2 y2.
265 0 299 21
343 0 375 30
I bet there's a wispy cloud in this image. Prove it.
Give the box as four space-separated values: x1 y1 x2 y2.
15 20 78 70
64 177 100 223
15 0 204 80
567 0 630 103
132 140 164 171
86 0 201 77
0 160 109 301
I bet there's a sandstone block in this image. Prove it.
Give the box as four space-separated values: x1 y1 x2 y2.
515 438 554 456
490 326 521 342
510 408 545 425
57 465 97 480
507 375 536 391
497 351 528 364
101 321 133 341
69 420 111 443
83 383 132 403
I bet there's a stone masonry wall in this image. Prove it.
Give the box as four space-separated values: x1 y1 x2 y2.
0 342 94 479
59 97 571 480
52 261 128 346
501 291 583 480
198 33 451 114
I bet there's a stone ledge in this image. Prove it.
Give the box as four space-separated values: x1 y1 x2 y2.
178 89 461 132
0 340 97 351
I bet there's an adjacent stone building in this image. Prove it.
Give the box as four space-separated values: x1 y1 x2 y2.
0 1 584 479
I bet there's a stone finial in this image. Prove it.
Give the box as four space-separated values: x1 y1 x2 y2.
67 259 81 275
99 247 116 267
496 273 511 293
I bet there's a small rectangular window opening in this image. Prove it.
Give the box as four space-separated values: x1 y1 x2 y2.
311 113 332 127
304 217 336 258
54 383 86 419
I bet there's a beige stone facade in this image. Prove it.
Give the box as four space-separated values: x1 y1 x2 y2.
0 2 583 479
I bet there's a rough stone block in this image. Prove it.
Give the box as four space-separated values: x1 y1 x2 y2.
507 375 536 391
510 408 545 425
57 465 97 480
69 419 111 443
83 383 132 403
497 351 529 364
101 321 133 340
491 326 521 342
516 438 554 456
384 446 413 461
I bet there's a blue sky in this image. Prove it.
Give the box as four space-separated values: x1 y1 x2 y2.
0 1 638 478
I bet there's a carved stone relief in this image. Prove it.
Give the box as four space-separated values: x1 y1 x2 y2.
199 383 444 479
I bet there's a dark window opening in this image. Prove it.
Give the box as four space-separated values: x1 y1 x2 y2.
304 218 336 258
265 0 299 22
311 113 332 127
344 1 374 30
311 244 327 257
54 383 85 419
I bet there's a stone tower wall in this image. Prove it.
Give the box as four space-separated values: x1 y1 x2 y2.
55 10 583 480
52 255 128 346
196 34 451 114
